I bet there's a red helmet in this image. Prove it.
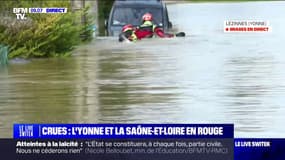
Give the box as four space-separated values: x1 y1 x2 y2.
142 13 153 21
122 24 133 32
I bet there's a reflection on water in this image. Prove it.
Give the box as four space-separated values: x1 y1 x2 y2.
1 1 285 138
223 56 279 135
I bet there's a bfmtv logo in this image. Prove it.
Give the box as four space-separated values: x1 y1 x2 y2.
19 125 34 137
13 8 28 20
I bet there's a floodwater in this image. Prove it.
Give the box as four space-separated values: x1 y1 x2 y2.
1 1 285 138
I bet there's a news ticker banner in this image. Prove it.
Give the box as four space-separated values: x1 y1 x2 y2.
0 124 283 160
3 124 234 160
1 138 284 160
13 124 233 139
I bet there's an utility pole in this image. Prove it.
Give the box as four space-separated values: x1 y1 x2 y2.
71 0 98 31
71 0 85 25
71 0 85 11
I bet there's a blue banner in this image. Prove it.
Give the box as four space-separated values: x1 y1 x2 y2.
235 138 285 160
13 124 233 139
11 124 285 159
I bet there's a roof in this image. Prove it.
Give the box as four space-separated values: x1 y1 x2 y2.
114 0 163 6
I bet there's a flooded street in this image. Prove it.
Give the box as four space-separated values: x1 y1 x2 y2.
1 1 285 138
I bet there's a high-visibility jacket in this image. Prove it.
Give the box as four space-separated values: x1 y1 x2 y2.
135 21 174 39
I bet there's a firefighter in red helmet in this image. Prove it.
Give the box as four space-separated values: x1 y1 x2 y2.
119 13 174 42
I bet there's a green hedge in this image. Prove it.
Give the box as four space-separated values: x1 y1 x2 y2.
0 1 94 58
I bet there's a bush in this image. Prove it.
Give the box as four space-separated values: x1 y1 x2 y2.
0 1 93 58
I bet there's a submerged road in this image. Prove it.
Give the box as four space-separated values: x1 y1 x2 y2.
0 1 285 138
